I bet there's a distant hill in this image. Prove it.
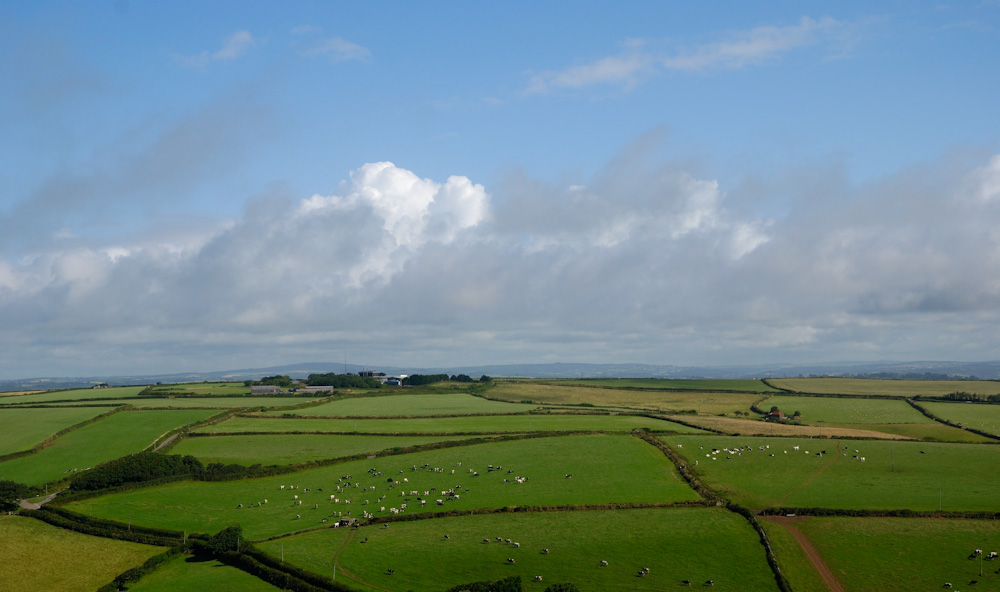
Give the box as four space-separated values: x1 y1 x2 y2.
1 360 997 392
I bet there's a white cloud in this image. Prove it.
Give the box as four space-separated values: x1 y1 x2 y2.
527 16 846 94
175 30 256 69
299 37 372 63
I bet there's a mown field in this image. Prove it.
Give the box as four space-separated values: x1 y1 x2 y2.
171 434 474 466
665 434 1000 512
263 393 538 416
537 378 780 393
65 434 699 540
768 377 1000 398
0 409 219 485
794 517 1000 591
0 406 110 456
0 515 163 592
489 382 762 414
762 396 935 425
260 507 779 592
197 413 700 434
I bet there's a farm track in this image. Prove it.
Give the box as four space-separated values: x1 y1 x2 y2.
762 516 844 592
772 447 840 508
329 528 395 592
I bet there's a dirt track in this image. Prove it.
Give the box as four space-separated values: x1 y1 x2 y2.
763 516 844 592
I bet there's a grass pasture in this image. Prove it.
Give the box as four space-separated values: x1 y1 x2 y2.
260 507 779 592
763 395 934 425
197 413 702 434
0 386 146 406
768 377 1000 398
794 516 1000 592
0 406 110 456
0 409 219 485
541 378 780 393
170 434 473 465
43 396 325 409
145 382 251 396
667 414 915 440
666 435 1000 512
490 382 762 414
264 393 538 416
923 401 1000 437
0 515 163 592
65 434 698 540
124 555 281 592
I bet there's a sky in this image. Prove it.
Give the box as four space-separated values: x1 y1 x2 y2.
1 1 999 378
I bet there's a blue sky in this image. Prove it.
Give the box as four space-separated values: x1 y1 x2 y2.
1 1 999 378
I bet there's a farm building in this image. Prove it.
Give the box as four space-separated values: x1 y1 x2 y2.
299 386 334 394
251 385 282 395
765 409 786 421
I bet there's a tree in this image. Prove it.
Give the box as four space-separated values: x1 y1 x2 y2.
0 480 33 512
770 405 779 413
204 525 243 554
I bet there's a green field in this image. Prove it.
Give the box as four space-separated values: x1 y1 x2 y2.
0 386 147 406
171 434 473 465
66 434 699 540
768 377 1000 398
0 409 219 485
264 393 538 416
795 517 1000 591
666 435 1000 512
758 519 830 592
491 382 762 414
197 413 701 434
0 515 163 592
763 395 936 425
145 382 252 396
543 378 780 393
260 507 778 592
43 396 324 409
0 406 111 456
124 555 281 591
923 401 1000 437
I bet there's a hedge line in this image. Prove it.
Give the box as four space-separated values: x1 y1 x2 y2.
0 406 125 464
22 506 186 546
726 503 792 592
905 398 1000 441
96 542 192 592
213 545 355 592
761 506 1000 519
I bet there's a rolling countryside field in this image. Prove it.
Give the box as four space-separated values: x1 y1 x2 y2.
3 377 1000 592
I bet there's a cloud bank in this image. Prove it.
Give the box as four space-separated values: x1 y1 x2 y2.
2 145 999 377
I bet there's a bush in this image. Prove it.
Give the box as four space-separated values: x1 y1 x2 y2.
0 479 35 512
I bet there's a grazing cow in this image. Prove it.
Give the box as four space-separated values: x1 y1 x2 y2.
704 580 714 586
682 580 691 586
600 560 608 566
541 548 549 554
387 568 394 575
508 558 515 564
483 539 490 544
513 542 520 548
534 576 543 582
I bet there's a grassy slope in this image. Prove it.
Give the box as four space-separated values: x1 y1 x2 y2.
795 517 1000 592
768 378 1000 397
0 409 218 485
0 386 146 405
666 435 1000 511
197 413 701 434
171 434 472 465
66 434 699 540
763 396 935 424
0 406 110 456
125 555 280 592
923 401 1000 437
490 383 762 414
261 507 779 592
263 393 537 416
541 378 780 392
0 515 163 592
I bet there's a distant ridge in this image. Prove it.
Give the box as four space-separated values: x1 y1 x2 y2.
1 360 998 392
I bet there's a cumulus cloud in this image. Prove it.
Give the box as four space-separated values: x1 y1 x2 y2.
2 149 1000 376
297 35 372 63
527 16 846 94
